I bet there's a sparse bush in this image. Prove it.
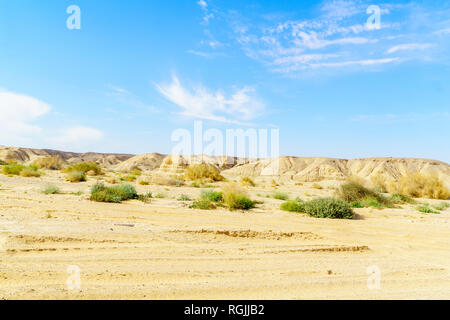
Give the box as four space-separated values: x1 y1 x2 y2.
33 156 63 170
190 199 216 210
138 192 152 203
393 172 449 200
123 175 136 182
230 195 255 210
138 179 149 186
416 204 439 214
90 183 138 203
63 162 102 176
5 159 18 165
336 182 387 204
185 164 224 182
178 194 191 201
304 198 354 219
280 200 305 213
359 196 384 208
191 182 200 188
432 202 450 211
2 164 41 177
273 192 289 201
350 202 364 208
155 193 166 199
66 171 87 183
20 167 41 177
0 160 7 165
42 185 60 195
312 183 323 190
222 183 255 210
164 157 173 165
201 190 223 202
130 168 142 176
389 193 416 204
2 164 25 175
241 177 255 187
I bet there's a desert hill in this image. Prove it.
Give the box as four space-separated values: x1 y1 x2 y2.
0 146 449 185
222 157 450 183
0 146 134 166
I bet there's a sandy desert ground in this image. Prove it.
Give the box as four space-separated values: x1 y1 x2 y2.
0 171 449 300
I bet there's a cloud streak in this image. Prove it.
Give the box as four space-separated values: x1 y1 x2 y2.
200 0 450 76
156 75 265 124
0 89 51 135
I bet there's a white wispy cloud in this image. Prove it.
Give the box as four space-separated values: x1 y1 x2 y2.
0 89 51 135
201 0 450 75
197 0 214 24
386 43 433 54
156 75 265 124
50 126 104 150
106 84 159 114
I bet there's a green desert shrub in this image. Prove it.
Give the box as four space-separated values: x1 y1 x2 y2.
303 198 354 219
222 183 255 210
416 204 440 214
336 182 390 206
41 185 60 195
66 171 87 183
280 200 306 213
2 164 41 177
350 202 365 208
138 192 153 203
337 182 379 202
63 161 102 176
201 190 223 202
0 160 7 165
178 194 191 201
389 193 416 204
90 183 138 203
33 155 63 170
184 164 224 182
189 198 216 210
2 164 26 175
228 195 255 210
273 192 289 201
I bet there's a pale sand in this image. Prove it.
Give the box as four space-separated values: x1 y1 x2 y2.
0 172 449 300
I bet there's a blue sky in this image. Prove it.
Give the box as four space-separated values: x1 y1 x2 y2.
0 0 449 161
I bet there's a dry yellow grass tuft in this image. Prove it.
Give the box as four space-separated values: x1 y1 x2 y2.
346 175 367 186
370 174 388 193
392 172 449 200
33 156 64 170
184 164 224 182
152 175 178 186
241 177 256 187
